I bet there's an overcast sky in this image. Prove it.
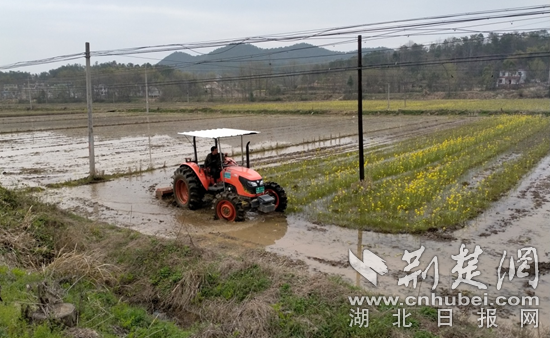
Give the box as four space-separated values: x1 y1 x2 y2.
1 0 549 74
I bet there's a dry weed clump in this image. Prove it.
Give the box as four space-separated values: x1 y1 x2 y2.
0 226 37 266
0 206 41 267
289 272 347 302
158 250 310 338
45 248 119 286
196 298 274 338
163 268 206 313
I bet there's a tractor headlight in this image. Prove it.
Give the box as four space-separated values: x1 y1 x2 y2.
239 177 264 194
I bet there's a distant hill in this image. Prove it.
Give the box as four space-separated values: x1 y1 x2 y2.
157 43 365 74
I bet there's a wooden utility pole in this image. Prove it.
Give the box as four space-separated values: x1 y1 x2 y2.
357 35 364 181
85 42 96 177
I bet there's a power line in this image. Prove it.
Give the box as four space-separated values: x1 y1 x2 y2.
72 50 550 92
1 5 549 70
90 7 550 57
6 28 548 87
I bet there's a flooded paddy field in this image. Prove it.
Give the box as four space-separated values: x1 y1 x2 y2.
0 110 464 186
1 109 548 328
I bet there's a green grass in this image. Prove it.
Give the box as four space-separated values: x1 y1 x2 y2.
197 264 271 302
269 280 453 338
0 267 193 338
0 185 195 338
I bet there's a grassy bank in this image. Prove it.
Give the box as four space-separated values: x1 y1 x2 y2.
1 185 540 338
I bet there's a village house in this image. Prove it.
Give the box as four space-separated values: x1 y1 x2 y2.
496 70 527 87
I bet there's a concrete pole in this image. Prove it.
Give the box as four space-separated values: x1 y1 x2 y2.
357 35 364 181
387 83 390 110
145 67 152 169
403 84 407 108
85 42 96 177
28 80 32 110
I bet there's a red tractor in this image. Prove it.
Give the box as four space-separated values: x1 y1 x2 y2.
172 128 287 221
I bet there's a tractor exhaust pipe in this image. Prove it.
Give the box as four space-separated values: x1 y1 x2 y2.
246 141 250 168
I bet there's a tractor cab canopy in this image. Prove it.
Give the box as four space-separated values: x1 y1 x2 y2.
178 128 258 139
178 128 259 166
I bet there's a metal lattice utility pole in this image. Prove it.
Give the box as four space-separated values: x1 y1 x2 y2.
85 42 96 177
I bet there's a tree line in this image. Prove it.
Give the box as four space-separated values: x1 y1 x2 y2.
1 31 549 103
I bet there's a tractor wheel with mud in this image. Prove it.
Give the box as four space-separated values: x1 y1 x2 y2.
173 166 204 210
265 181 287 212
213 191 245 222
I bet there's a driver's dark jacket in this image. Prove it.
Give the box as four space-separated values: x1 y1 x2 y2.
204 153 224 171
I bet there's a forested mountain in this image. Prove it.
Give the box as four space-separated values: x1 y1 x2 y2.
1 31 549 103
157 43 362 74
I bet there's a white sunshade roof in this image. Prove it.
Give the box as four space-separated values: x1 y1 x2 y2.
178 128 259 139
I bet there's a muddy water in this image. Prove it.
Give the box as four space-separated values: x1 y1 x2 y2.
39 169 289 247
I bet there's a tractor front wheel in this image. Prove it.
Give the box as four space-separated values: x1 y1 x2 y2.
265 182 287 212
213 192 245 222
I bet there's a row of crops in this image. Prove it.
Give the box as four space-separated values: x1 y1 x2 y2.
261 115 550 232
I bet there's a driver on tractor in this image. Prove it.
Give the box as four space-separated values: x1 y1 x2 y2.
204 146 225 183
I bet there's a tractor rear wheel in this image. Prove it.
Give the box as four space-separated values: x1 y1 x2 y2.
173 166 204 210
213 191 245 222
265 182 287 212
